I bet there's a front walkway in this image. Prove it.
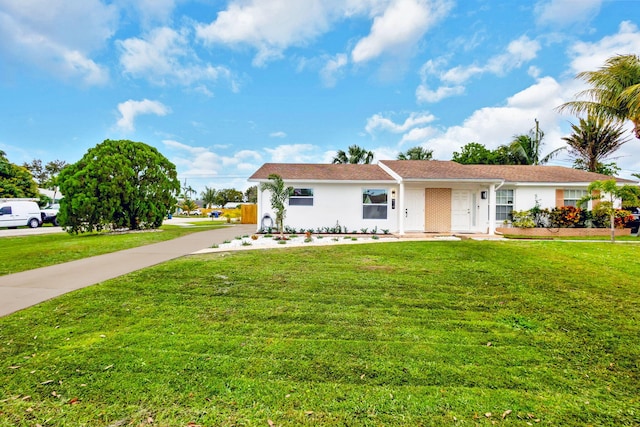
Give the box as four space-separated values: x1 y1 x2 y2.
0 224 255 317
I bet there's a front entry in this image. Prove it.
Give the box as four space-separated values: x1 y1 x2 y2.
405 188 425 231
451 190 471 231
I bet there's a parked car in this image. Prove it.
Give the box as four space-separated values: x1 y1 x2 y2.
40 203 60 226
0 200 42 228
625 207 640 234
189 209 202 215
209 210 222 218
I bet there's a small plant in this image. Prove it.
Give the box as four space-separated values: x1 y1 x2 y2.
360 228 368 234
317 236 323 239
242 234 249 238
250 234 258 240
351 237 358 241
234 236 242 240
332 237 339 241
264 233 273 238
277 240 287 245
371 235 379 240
305 230 312 238
343 236 351 240
371 226 378 234
241 241 252 246
304 237 313 243
223 240 231 244
289 234 298 238
210 244 219 248
381 229 390 235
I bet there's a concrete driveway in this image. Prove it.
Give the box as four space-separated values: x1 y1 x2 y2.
0 223 256 317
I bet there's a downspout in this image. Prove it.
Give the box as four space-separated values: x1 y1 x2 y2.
488 180 505 235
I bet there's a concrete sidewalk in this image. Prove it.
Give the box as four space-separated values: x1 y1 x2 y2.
0 224 256 317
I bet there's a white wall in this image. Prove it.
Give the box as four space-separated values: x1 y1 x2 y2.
513 186 556 211
258 182 398 233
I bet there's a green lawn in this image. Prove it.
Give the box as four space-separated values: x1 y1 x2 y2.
0 223 226 276
1 241 639 426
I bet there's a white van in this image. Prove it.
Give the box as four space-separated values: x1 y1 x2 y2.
0 200 42 228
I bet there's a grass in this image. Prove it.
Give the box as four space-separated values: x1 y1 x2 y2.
1 240 639 426
0 223 226 276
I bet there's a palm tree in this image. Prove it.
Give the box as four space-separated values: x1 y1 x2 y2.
397 146 433 160
332 145 374 164
507 119 564 165
201 186 217 209
558 54 640 139
562 115 630 173
259 174 293 237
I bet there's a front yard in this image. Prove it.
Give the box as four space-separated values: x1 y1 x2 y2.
1 241 638 426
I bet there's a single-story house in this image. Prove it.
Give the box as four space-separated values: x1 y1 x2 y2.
248 160 638 235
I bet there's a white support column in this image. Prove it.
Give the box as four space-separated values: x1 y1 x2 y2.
398 182 406 235
488 183 496 235
256 186 263 233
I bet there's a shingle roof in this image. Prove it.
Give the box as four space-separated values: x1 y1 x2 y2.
380 160 637 183
249 163 395 181
249 161 638 184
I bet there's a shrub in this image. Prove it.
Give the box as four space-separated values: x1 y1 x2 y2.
549 206 582 228
511 210 535 228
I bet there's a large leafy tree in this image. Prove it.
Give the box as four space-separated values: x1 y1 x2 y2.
452 143 497 164
244 185 258 203
507 119 564 165
332 145 374 164
214 188 244 207
0 150 39 198
397 146 433 160
562 115 629 174
558 54 640 138
260 174 292 236
57 139 180 233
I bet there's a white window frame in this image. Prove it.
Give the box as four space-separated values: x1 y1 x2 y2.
289 188 314 206
495 189 514 221
563 189 587 208
362 188 388 220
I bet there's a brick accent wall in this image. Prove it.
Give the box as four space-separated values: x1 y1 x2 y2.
555 189 563 207
425 188 451 232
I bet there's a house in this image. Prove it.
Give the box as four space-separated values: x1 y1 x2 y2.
248 160 638 235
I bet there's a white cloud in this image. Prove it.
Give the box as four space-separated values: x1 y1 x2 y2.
118 27 235 89
366 111 436 134
416 77 567 161
116 99 171 132
568 21 640 74
535 0 602 27
196 0 336 66
264 144 319 163
416 35 541 103
120 0 176 26
351 0 453 63
320 53 348 87
270 131 287 138
0 0 116 84
195 0 451 67
416 83 465 103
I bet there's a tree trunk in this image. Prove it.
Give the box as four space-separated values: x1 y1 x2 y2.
610 212 615 243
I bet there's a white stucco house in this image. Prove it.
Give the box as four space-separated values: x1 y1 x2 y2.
248 160 638 235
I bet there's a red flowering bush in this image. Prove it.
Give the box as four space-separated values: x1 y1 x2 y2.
549 206 582 228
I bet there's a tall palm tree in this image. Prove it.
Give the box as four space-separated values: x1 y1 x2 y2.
201 186 217 208
562 115 629 173
332 145 374 164
397 146 433 160
507 119 564 165
558 54 640 139
259 174 292 236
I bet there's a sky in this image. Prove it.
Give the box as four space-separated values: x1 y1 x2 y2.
1 0 639 195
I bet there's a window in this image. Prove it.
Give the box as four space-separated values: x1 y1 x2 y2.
0 206 11 215
363 189 388 219
496 189 513 221
289 188 314 206
563 189 587 207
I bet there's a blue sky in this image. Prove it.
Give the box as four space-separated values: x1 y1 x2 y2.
1 0 639 194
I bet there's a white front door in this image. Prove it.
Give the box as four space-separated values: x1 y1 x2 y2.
404 189 424 231
451 190 471 231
